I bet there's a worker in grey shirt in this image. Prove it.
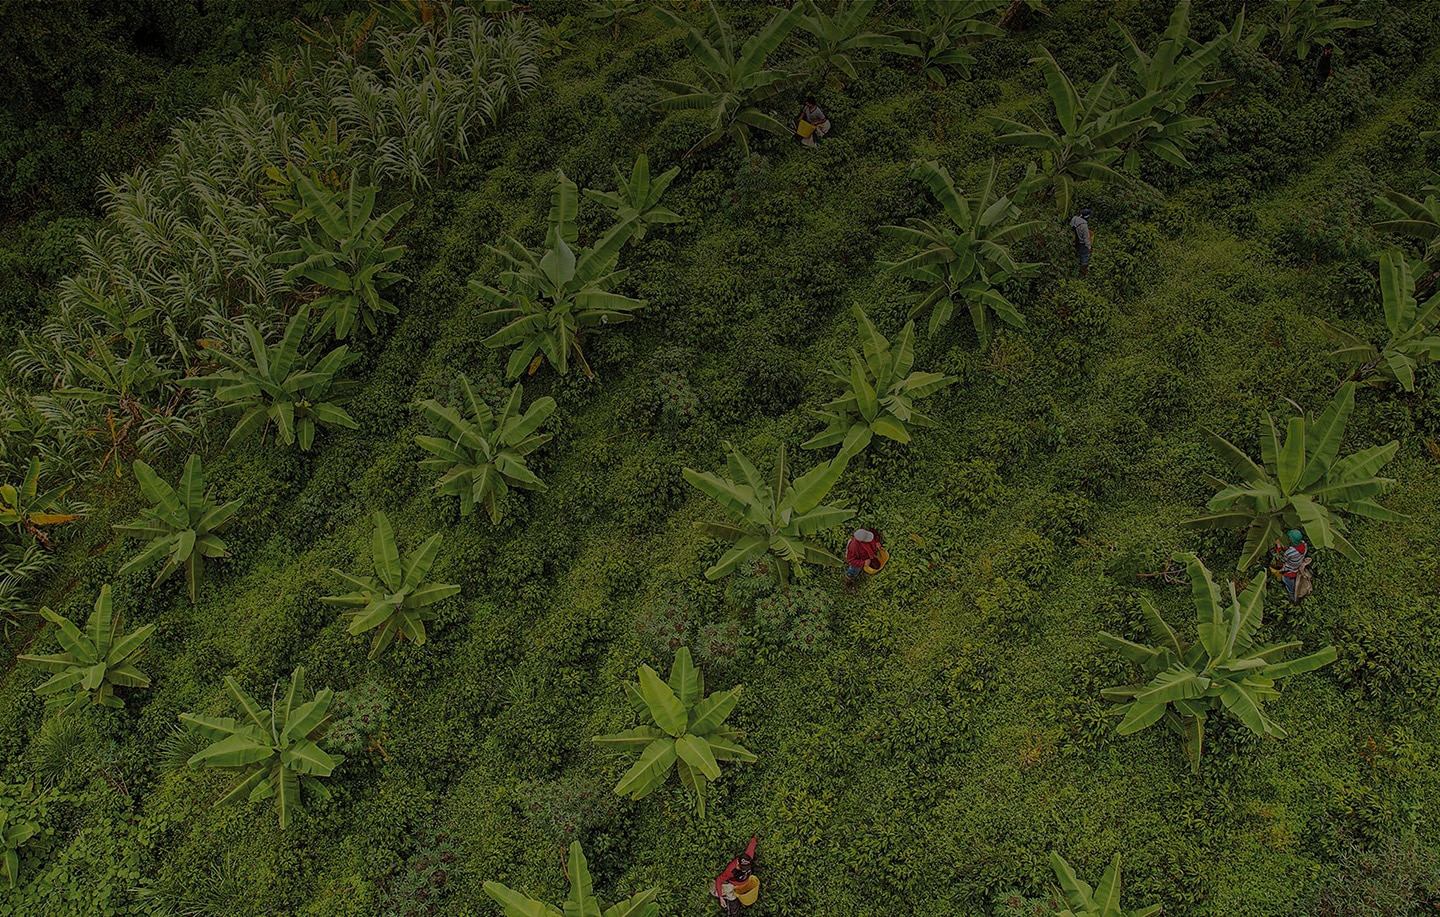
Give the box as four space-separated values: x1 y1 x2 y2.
1070 207 1093 278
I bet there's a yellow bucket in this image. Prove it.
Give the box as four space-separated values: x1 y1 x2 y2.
735 876 759 906
796 119 816 138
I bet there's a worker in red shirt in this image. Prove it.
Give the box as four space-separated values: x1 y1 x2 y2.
844 527 881 594
713 837 758 914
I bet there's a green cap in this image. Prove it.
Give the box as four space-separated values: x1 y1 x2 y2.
1287 529 1304 546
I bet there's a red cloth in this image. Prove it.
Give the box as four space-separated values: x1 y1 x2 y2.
846 537 879 568
714 837 759 900
1282 542 1307 577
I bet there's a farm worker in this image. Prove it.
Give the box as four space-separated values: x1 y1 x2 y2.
1070 208 1094 278
1313 44 1334 90
844 527 881 593
798 96 831 147
714 837 759 914
1273 529 1309 603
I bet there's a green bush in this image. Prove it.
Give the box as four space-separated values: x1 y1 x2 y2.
754 584 833 651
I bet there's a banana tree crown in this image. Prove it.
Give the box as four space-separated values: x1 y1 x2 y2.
180 666 342 829
114 456 242 603
484 840 659 917
320 511 461 658
1318 249 1440 391
1099 553 1337 772
1189 382 1403 567
592 648 755 818
1049 851 1160 917
804 304 955 454
18 584 154 713
415 376 556 523
684 442 855 583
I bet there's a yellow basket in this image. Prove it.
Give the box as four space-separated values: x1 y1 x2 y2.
796 119 816 138
735 876 760 906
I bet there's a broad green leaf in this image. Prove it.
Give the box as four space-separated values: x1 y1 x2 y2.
613 738 678 799
637 665 687 737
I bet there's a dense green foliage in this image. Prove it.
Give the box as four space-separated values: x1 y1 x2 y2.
1 0 1440 914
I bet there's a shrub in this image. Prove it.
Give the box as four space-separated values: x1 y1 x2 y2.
754 584 833 651
324 681 392 758
612 78 664 131
695 620 749 670
635 590 697 655
993 532 1057 587
516 776 622 845
381 826 459 917
975 576 1037 639
655 370 701 429
1307 833 1440 917
724 560 777 611
943 459 1004 513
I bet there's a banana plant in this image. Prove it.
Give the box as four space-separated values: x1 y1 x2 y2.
1099 553 1337 774
584 0 644 40
271 169 412 340
882 158 1044 341
795 0 909 90
803 304 955 455
888 0 1005 88
0 457 82 549
1185 382 1403 568
592 647 754 818
1113 1 1238 171
415 376 556 523
684 442 854 585
113 456 242 603
0 809 38 890
582 154 682 245
651 3 800 158
18 584 154 714
484 841 659 917
475 172 642 378
1318 250 1440 391
1274 0 1372 60
178 308 359 451
54 335 186 476
990 48 1162 216
1374 174 1440 265
321 512 460 658
180 666 342 830
1048 851 1159 917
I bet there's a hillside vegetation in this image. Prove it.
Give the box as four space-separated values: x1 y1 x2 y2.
1 1 1439 915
